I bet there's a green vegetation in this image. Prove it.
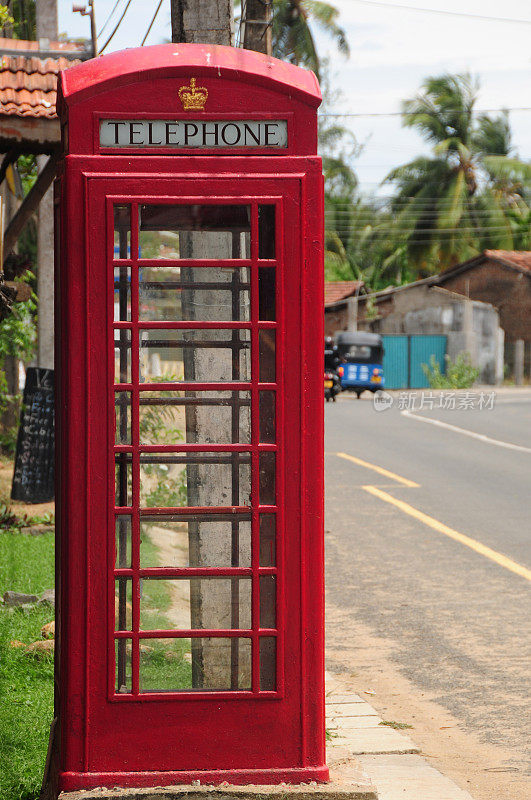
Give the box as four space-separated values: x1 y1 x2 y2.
271 0 349 80
321 73 531 290
0 530 55 800
379 720 413 730
422 353 480 390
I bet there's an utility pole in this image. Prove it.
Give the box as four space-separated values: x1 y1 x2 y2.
242 0 272 55
36 0 58 370
169 0 254 690
171 0 233 45
73 1 98 57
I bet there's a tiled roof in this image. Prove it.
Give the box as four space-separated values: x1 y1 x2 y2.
0 44 81 118
324 280 364 307
438 249 531 280
483 250 531 273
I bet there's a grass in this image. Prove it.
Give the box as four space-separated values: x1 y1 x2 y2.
379 720 414 730
138 531 193 691
0 529 55 800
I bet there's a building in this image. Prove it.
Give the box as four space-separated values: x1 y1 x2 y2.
324 280 364 337
0 37 85 374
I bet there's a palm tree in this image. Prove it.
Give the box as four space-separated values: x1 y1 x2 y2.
271 0 349 79
385 74 531 275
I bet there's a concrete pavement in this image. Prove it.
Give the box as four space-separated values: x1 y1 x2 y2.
327 674 475 800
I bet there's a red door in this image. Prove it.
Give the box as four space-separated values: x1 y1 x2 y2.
81 175 310 782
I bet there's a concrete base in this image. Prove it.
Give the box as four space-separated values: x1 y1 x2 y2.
59 780 377 800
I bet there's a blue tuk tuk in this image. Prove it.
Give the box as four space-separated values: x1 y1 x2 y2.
336 332 385 397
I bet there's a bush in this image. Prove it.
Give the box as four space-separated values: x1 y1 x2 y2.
422 352 480 389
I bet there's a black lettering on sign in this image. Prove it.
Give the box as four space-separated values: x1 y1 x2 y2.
11 368 54 503
129 123 144 145
109 121 127 144
243 123 260 146
147 122 162 145
221 123 241 146
201 123 219 146
165 122 179 145
264 123 279 146
184 122 199 145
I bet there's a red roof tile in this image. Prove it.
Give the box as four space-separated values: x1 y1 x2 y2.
483 250 531 273
0 52 81 119
324 280 364 307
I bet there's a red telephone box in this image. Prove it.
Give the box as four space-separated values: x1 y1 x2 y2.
55 44 325 792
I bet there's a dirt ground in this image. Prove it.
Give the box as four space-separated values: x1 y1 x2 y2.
0 456 55 519
326 601 530 800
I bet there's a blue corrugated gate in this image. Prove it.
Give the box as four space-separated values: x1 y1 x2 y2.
382 335 447 389
381 336 408 389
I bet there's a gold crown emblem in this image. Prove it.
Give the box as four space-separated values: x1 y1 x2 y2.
178 78 208 111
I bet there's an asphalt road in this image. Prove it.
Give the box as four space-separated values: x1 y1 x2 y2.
324 388 531 793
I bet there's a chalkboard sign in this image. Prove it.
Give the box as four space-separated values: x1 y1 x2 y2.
11 367 55 503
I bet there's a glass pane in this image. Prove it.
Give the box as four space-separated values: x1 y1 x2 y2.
260 576 276 628
140 514 252 569
139 390 251 445
258 205 275 259
139 637 251 692
115 392 131 444
115 453 132 507
139 577 252 631
115 639 132 693
115 515 132 568
115 578 132 631
114 205 131 259
259 330 275 382
114 329 131 383
139 454 251 508
139 205 251 260
259 514 276 566
114 266 131 321
139 266 251 322
139 328 251 383
259 637 276 691
258 266 276 321
259 452 276 505
259 391 275 442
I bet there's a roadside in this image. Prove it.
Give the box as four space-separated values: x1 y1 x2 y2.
326 613 527 800
326 671 476 800
325 391 531 800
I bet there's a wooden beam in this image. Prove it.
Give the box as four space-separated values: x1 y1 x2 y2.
0 149 20 186
0 115 60 149
3 154 58 254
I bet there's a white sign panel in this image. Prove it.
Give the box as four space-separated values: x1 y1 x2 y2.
100 119 288 149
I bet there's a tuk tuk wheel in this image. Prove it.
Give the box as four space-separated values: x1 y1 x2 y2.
355 391 362 399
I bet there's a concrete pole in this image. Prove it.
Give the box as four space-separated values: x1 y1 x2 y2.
36 0 58 369
170 0 254 690
495 328 504 386
514 339 524 386
347 295 358 331
171 0 233 45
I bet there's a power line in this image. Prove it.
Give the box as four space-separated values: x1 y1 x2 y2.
319 107 531 118
141 0 164 46
100 0 135 54
350 0 531 25
97 0 123 38
328 196 531 204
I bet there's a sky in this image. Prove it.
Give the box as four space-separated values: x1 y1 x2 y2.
58 0 531 194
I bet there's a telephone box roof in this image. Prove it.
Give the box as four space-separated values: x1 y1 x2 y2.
60 44 321 108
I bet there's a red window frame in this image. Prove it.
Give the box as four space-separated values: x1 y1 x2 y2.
107 194 286 701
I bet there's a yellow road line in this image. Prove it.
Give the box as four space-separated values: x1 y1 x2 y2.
363 485 531 583
336 452 420 488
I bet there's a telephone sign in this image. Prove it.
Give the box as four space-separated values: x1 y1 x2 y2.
54 44 325 793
